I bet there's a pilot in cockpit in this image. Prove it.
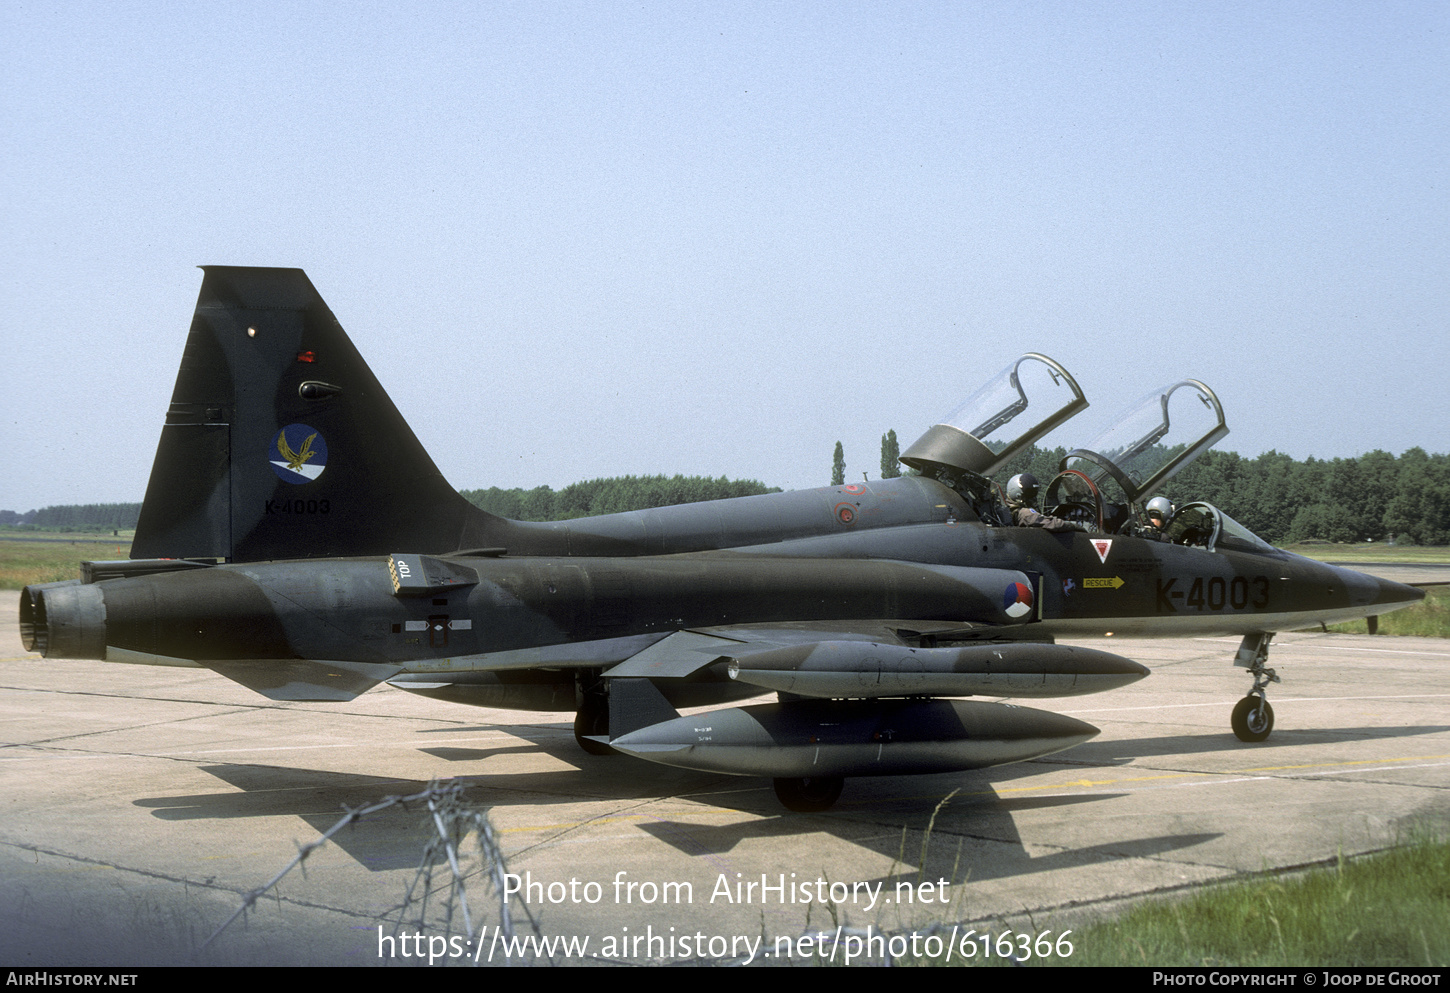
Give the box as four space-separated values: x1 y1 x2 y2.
1132 496 1174 541
1005 474 1088 533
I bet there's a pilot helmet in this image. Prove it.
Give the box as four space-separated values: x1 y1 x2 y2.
1145 496 1173 524
1006 473 1039 505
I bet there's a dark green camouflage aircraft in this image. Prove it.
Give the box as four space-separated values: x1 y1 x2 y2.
20 268 1424 810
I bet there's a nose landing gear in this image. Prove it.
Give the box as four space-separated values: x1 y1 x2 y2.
1231 694 1274 742
1231 633 1279 743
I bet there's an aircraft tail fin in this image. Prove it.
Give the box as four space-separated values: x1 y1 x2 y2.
132 266 501 562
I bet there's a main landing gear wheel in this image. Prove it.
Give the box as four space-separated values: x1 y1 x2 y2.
574 691 614 756
773 776 845 813
1231 695 1275 743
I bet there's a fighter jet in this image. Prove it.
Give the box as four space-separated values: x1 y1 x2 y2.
20 267 1424 811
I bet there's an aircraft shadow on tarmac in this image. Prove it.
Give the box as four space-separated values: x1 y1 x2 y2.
428 712 1450 765
418 745 543 762
132 751 752 875
1062 723 1450 764
634 778 1222 891
133 765 446 871
129 754 1221 890
126 710 1441 882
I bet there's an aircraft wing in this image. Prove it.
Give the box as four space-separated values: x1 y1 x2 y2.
603 625 1148 701
384 606 1144 700
592 624 1148 784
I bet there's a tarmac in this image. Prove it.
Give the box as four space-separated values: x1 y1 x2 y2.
2 589 1447 966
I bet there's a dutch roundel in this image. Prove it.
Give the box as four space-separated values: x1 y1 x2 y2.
1002 581 1034 619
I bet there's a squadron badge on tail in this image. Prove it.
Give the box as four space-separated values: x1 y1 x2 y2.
271 424 327 483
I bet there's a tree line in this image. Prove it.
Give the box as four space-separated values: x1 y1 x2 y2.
834 434 1449 546
0 477 780 532
8 444 1447 544
982 444 1449 546
0 504 141 531
460 475 780 522
1160 447 1450 546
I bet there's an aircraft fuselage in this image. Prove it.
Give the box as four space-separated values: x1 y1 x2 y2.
27 509 1419 675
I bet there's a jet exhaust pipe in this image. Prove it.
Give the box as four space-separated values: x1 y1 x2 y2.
20 583 107 660
611 697 1099 778
727 641 1148 699
20 567 294 665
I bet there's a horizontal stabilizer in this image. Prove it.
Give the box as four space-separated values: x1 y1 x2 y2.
206 658 403 701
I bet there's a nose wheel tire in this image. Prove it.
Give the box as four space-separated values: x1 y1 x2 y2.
1231 695 1274 742
773 776 845 812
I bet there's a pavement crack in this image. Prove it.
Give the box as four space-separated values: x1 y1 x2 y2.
3 706 261 749
2 839 397 926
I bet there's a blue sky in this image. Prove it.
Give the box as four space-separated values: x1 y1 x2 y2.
2 2 1446 510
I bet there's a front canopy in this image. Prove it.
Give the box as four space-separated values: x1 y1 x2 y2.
900 353 1088 480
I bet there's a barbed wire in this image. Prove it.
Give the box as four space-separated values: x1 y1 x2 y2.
202 778 547 965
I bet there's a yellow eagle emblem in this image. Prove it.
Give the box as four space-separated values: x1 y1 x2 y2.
277 431 319 471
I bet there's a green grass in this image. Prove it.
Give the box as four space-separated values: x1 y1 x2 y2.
1325 585 1450 638
0 538 132 590
1274 543 1449 638
1283 542 1450 564
1040 837 1450 967
0 525 136 537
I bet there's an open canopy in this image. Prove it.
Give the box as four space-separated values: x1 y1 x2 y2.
1058 379 1228 507
900 353 1088 480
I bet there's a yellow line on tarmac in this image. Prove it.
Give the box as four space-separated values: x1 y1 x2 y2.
995 754 1450 797
996 771 1209 794
1236 753 1450 774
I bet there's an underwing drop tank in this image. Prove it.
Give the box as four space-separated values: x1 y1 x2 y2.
727 640 1148 699
610 698 1099 779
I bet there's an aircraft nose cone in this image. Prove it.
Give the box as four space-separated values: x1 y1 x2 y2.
1375 576 1425 608
1332 565 1425 609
